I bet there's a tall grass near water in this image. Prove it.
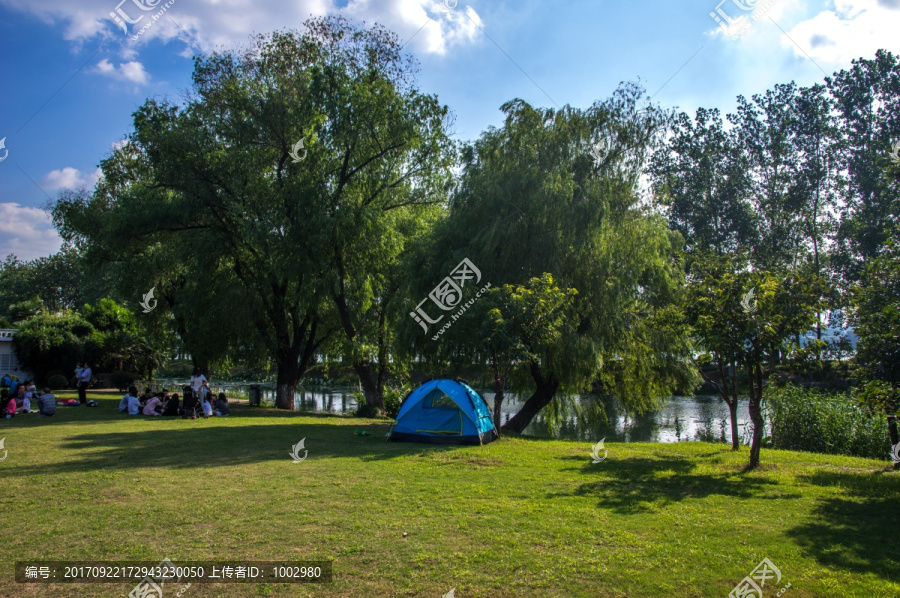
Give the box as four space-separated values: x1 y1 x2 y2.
766 384 892 460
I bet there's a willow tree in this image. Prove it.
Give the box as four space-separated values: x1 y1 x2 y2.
405 83 698 433
54 18 453 409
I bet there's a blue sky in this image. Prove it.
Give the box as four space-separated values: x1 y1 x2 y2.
0 0 897 260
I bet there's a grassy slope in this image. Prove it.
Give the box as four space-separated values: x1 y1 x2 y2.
2 392 899 598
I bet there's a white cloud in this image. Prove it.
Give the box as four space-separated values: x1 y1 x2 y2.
42 167 103 191
94 58 150 84
784 0 900 64
0 203 62 261
343 0 483 55
0 0 482 56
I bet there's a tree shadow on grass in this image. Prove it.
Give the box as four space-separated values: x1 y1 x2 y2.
787 470 900 583
0 419 466 478
550 454 793 514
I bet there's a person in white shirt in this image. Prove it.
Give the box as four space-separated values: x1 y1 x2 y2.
201 397 213 418
78 363 92 405
124 386 141 415
190 367 208 397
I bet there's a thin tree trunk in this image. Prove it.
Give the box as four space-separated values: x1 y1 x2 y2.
718 361 740 450
698 359 740 450
727 397 740 451
747 363 765 469
491 352 504 435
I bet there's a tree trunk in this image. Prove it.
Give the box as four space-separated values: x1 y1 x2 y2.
715 361 740 451
275 356 299 410
354 361 385 415
501 362 558 434
491 353 504 435
727 397 740 451
747 363 765 469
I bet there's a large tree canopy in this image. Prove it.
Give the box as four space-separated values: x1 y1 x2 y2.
53 17 454 409
404 84 698 433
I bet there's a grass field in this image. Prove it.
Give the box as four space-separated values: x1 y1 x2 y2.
2 391 899 597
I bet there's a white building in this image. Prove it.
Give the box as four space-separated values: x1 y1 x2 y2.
0 329 30 379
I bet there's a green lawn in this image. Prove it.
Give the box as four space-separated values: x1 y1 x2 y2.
2 392 898 597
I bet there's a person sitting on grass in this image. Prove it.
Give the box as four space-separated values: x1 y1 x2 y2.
2 389 14 419
118 391 130 412
162 393 179 416
14 385 30 415
37 388 56 417
214 393 230 416
124 386 141 415
181 389 198 419
142 393 163 416
201 394 213 418
140 388 154 409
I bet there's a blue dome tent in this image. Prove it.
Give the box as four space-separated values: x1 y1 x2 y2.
389 379 498 445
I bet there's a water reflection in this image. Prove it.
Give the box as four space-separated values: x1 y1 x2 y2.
291 389 750 444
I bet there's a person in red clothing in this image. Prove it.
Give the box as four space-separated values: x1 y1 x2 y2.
2 389 14 418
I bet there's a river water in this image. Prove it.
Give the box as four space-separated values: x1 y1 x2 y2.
292 390 751 444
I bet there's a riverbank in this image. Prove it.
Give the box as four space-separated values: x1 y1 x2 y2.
2 392 897 597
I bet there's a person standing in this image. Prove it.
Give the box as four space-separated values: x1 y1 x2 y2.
190 367 208 400
77 363 92 405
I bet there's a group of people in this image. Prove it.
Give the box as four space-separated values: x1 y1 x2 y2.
1 378 57 418
118 369 230 418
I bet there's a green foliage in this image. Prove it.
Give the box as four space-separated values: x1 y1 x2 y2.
650 107 755 257
52 17 454 409
382 382 411 419
0 248 88 318
82 298 138 335
686 253 828 376
852 230 900 394
828 50 900 284
406 84 698 425
11 311 101 383
856 380 900 414
766 384 891 460
7 296 45 324
109 371 137 390
47 374 70 390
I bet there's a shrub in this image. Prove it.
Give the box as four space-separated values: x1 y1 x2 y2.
765 384 891 461
109 371 137 391
48 374 69 390
354 384 410 419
